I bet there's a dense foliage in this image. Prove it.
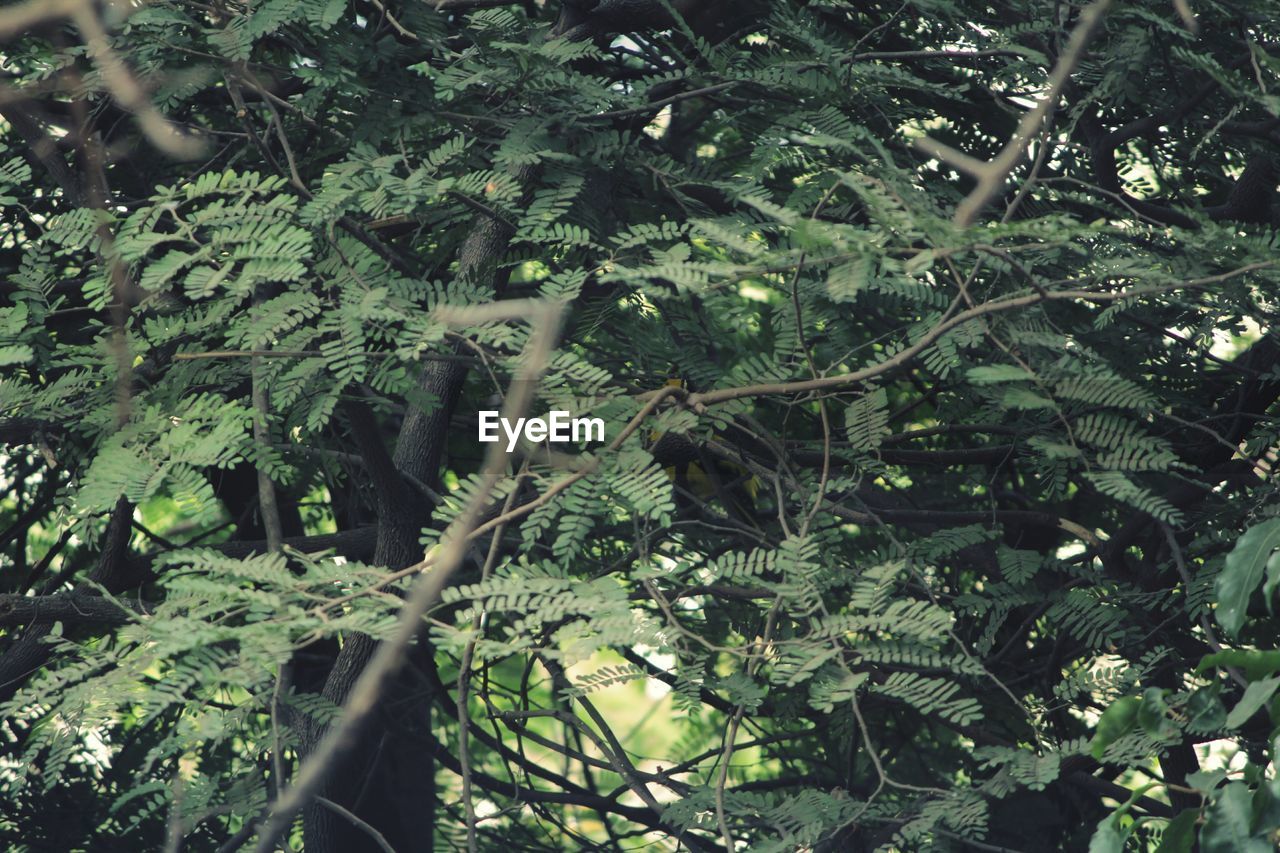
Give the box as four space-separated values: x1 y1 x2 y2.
2 0 1280 849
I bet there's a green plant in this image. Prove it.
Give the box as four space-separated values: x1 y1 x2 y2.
1 1 1279 850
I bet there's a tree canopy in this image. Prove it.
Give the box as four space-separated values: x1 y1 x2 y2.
2 0 1280 850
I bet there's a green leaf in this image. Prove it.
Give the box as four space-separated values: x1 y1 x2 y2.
1001 387 1056 410
1088 814 1130 853
1225 676 1280 728
1202 783 1272 853
826 255 871 301
1186 770 1230 795
1138 688 1177 738
1185 684 1227 732
967 365 1036 383
1091 782 1158 853
1252 777 1280 835
1215 518 1280 638
846 388 890 451
1197 650 1280 681
1263 549 1280 606
1091 696 1140 761
0 344 33 366
1154 808 1199 853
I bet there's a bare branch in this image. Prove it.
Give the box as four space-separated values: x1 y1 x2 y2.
430 0 520 9
313 797 396 853
915 0 1112 226
853 48 1026 62
367 0 419 41
172 349 476 365
0 0 205 158
675 263 1269 408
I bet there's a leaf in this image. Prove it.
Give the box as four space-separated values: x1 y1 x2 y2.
1185 684 1227 732
1002 387 1056 410
846 388 890 451
1225 676 1280 728
1088 814 1130 853
1215 518 1280 638
997 547 1042 584
1252 777 1280 835
1263 550 1280 607
0 344 34 366
1137 687 1176 738
1089 781 1156 853
1091 696 1140 761
1154 809 1199 853
967 365 1035 383
1186 770 1230 795
1197 649 1280 681
826 255 871 301
1201 783 1272 853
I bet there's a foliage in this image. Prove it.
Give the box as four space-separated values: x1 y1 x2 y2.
1 0 1280 850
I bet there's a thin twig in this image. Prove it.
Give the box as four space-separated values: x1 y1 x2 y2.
368 0 419 41
251 348 285 553
314 797 396 853
793 179 839 536
458 474 523 853
1160 523 1247 689
852 48 1026 62
270 663 293 807
714 599 781 850
448 190 517 231
173 349 476 365
249 297 293 851
588 82 740 120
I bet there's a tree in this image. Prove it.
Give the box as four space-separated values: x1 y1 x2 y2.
1 0 1279 849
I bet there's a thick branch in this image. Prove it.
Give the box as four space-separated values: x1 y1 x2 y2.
0 592 149 627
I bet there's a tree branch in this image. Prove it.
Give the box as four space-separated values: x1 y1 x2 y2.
0 591 150 627
914 0 1112 226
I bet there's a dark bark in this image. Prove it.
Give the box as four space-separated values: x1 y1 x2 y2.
0 497 133 704
0 591 151 626
0 104 86 208
0 418 63 447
